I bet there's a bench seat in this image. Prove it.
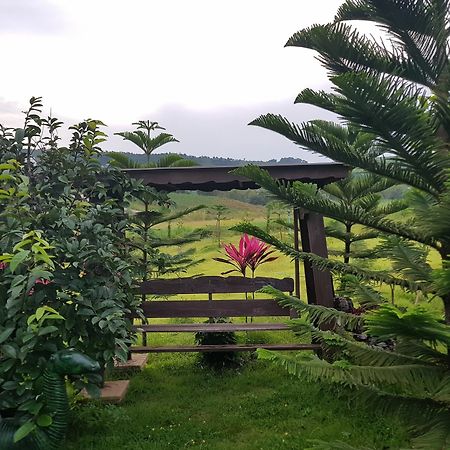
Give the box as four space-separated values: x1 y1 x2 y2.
132 343 320 353
128 276 315 354
134 322 291 333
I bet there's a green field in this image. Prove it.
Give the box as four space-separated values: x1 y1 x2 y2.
157 192 443 314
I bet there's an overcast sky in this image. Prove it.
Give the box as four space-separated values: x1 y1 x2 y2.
0 0 345 162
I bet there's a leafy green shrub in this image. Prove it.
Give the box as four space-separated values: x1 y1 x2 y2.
194 318 242 370
0 98 141 434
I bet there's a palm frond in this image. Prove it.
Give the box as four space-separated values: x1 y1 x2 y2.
156 153 196 168
375 236 433 287
107 152 142 169
291 322 426 367
365 305 450 348
340 275 386 307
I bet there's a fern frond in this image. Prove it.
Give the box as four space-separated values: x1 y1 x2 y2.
290 322 427 368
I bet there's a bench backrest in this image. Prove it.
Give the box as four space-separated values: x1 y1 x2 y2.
135 276 294 319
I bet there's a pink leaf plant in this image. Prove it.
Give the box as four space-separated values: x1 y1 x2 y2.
213 234 278 277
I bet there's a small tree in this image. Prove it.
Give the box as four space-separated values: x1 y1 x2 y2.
209 204 229 248
115 121 178 165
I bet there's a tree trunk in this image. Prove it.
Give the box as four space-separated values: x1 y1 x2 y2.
343 223 352 264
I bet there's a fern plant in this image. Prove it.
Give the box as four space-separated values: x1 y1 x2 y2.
231 0 450 446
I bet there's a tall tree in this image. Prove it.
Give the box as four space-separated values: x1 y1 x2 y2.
238 0 450 319
232 1 450 446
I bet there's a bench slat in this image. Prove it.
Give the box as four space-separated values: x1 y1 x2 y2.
131 343 320 353
134 323 290 333
139 276 294 295
132 299 290 318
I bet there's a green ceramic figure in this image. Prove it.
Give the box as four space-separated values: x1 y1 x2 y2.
0 349 101 450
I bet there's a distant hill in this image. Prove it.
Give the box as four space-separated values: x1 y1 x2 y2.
101 152 307 167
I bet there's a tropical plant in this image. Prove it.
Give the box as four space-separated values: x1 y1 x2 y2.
265 200 291 240
213 234 277 278
107 151 197 168
322 167 407 264
194 318 241 370
115 120 179 165
127 187 208 281
231 0 450 446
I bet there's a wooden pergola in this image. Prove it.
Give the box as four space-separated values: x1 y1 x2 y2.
124 163 349 307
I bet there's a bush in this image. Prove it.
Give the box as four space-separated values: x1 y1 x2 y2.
194 317 242 370
0 98 141 431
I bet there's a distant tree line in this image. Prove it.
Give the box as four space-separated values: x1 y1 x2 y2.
101 152 307 167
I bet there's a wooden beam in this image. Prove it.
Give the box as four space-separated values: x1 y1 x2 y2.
293 208 301 299
131 343 321 353
299 212 334 307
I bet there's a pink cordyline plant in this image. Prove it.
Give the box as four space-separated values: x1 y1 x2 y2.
213 234 278 277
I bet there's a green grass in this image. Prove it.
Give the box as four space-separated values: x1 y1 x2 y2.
72 193 437 450
68 354 410 450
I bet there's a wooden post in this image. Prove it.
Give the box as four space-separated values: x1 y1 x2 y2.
299 212 334 307
293 208 301 299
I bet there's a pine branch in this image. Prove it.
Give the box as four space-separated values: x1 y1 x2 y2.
260 285 364 331
233 165 438 248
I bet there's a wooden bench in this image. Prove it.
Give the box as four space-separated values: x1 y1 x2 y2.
129 276 320 353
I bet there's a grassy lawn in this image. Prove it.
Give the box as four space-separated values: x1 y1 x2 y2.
67 352 411 450
68 192 433 450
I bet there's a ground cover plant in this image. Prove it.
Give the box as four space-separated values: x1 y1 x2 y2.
231 0 450 447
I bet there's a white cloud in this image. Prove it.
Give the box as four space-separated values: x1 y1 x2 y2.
0 0 345 160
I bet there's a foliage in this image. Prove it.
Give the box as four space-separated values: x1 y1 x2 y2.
113 120 207 281
127 187 208 281
0 98 140 432
322 165 407 263
213 234 277 277
107 151 197 168
114 120 179 166
209 204 229 248
194 318 242 370
233 0 450 446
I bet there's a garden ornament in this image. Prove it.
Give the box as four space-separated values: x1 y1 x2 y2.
0 349 101 450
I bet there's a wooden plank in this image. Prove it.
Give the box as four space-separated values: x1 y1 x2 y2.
299 212 334 307
131 343 321 353
139 276 294 295
134 323 290 333
132 299 291 318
